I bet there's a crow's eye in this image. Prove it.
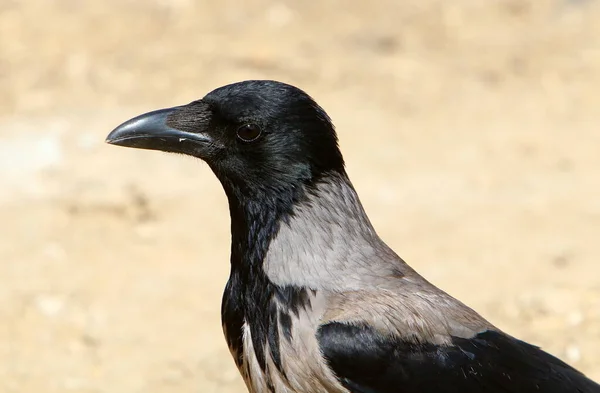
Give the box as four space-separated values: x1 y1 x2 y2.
236 124 262 142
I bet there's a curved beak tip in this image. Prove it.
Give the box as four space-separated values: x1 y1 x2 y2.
105 131 121 144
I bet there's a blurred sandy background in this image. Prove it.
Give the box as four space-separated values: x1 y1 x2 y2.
1 0 599 392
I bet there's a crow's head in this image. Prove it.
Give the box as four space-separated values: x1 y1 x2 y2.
106 80 345 197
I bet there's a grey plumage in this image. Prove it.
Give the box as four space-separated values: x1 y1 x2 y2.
106 80 600 393
264 172 402 290
240 173 494 392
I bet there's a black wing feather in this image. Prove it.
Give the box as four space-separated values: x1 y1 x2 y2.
317 322 600 393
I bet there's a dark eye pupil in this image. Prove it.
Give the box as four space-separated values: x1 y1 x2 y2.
237 124 261 142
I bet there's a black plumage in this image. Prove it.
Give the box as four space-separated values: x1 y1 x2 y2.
106 80 600 393
318 323 599 393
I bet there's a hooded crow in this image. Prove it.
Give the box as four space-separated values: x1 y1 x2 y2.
106 80 600 393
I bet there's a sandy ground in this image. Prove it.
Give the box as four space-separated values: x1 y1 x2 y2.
1 1 600 392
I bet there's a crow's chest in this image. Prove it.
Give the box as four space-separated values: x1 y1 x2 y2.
221 271 277 371
220 276 345 393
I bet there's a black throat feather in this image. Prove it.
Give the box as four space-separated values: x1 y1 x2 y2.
219 174 318 381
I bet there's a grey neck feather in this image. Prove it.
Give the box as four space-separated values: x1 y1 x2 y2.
263 172 416 290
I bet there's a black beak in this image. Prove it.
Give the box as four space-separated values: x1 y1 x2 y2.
105 107 213 155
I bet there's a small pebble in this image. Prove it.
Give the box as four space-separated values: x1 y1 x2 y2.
566 311 583 327
565 344 581 363
34 294 65 317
